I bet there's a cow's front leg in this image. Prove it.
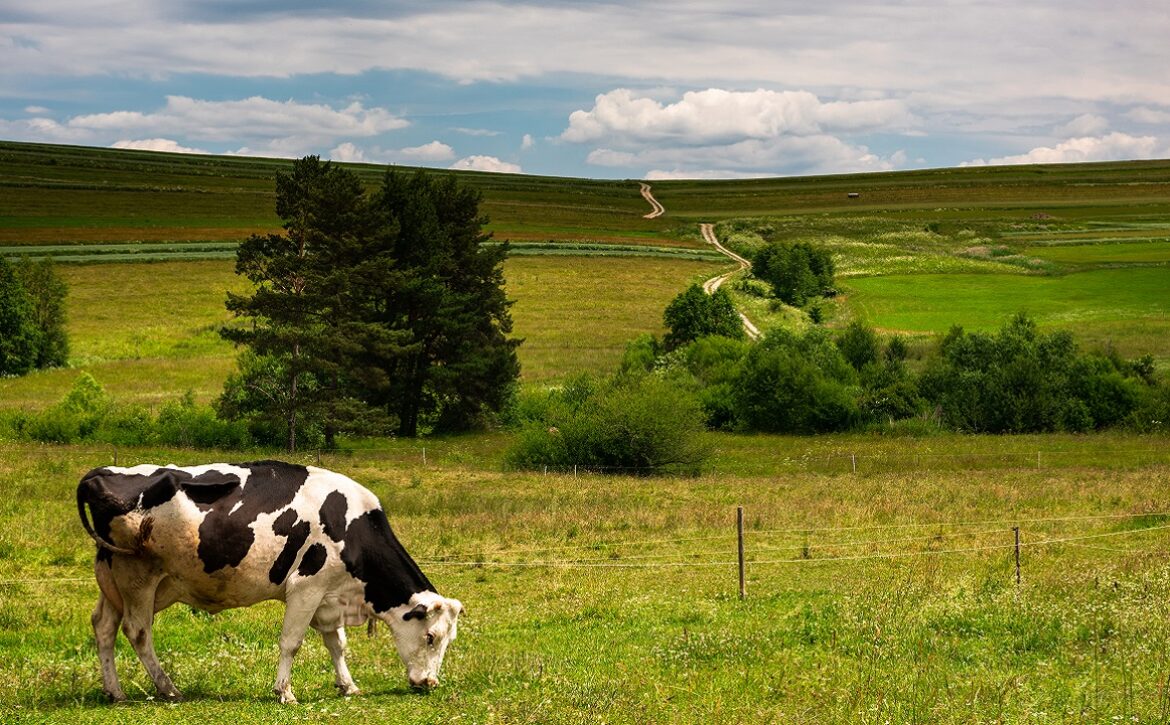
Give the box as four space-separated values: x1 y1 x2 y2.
91 590 126 702
120 578 182 701
274 593 321 704
320 628 360 696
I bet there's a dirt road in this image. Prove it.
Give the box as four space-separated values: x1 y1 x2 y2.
639 182 665 219
639 183 760 339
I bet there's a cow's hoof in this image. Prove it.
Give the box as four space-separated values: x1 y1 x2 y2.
276 690 298 704
337 683 360 697
104 689 128 703
159 690 183 703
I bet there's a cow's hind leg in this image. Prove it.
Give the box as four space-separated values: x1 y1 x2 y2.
120 575 182 701
91 590 126 702
320 628 359 696
274 591 322 704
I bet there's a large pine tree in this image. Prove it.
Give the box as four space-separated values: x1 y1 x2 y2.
222 157 519 448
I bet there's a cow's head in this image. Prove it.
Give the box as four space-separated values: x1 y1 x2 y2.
386 591 463 690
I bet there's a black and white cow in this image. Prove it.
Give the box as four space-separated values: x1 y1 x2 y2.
76 461 462 703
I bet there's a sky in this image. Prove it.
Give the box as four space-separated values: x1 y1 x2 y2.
2 1 1169 179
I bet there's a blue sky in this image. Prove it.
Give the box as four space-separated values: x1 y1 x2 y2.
2 1 1169 179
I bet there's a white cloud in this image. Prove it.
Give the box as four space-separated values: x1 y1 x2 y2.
963 133 1162 166
588 134 901 178
452 127 502 137
1126 106 1170 125
399 141 456 162
569 87 912 177
24 105 51 115
563 88 915 145
112 138 209 154
329 142 367 162
521 134 535 151
68 96 407 143
1053 113 1109 138
449 155 522 174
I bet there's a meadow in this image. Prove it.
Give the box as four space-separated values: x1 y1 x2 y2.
4 440 1170 723
4 142 1170 722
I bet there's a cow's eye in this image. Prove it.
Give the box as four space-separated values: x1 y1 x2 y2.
426 632 435 647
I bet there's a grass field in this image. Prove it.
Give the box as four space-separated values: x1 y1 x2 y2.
5 142 1170 722
4 440 1170 722
0 255 726 409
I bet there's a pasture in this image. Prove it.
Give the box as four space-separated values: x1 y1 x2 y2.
3 441 1170 722
4 142 1170 721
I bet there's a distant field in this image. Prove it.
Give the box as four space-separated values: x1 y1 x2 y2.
1025 240 1170 264
0 255 725 409
0 141 677 248
843 268 1170 361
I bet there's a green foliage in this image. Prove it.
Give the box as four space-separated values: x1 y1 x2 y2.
14 258 69 368
663 284 745 350
223 157 520 445
0 257 39 376
505 374 710 475
733 328 860 433
751 241 835 306
836 321 880 371
155 391 251 449
920 314 1145 433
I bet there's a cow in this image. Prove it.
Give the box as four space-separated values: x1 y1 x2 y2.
76 460 462 704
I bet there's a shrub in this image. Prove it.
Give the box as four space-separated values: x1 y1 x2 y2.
751 241 835 307
505 375 710 475
156 392 251 449
663 285 744 350
733 329 860 433
920 314 1144 433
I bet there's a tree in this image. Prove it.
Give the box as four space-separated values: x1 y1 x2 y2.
751 241 835 306
222 156 384 451
222 159 520 445
15 258 69 368
361 170 520 436
0 258 39 376
663 284 745 350
836 321 880 372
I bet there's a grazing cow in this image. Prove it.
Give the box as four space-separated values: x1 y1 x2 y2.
76 461 462 703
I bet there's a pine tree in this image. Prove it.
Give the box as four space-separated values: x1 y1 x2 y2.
0 258 40 376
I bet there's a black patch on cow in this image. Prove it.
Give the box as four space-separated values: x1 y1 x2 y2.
78 466 233 546
179 472 245 505
297 543 328 577
319 491 348 542
197 461 310 574
340 509 434 613
268 508 312 585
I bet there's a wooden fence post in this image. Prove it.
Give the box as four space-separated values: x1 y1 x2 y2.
737 506 746 600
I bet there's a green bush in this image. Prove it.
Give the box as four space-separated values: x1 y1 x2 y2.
920 314 1144 433
505 375 710 475
156 392 251 449
663 285 744 350
733 329 860 433
751 241 835 307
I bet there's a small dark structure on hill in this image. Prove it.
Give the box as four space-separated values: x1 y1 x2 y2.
847 192 860 199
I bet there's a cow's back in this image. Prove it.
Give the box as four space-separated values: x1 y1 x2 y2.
80 462 380 610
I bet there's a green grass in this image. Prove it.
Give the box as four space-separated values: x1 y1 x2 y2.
842 268 1170 363
4 441 1170 722
1025 240 1170 265
0 255 725 408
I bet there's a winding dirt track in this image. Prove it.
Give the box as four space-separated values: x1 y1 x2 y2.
639 182 665 219
638 183 760 340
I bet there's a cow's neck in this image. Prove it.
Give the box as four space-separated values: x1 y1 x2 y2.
341 508 435 614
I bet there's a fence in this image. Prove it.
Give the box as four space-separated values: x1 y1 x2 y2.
2 443 1168 475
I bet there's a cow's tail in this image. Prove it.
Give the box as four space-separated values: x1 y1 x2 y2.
76 481 137 555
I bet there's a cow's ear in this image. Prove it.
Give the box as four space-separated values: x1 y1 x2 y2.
403 603 428 621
